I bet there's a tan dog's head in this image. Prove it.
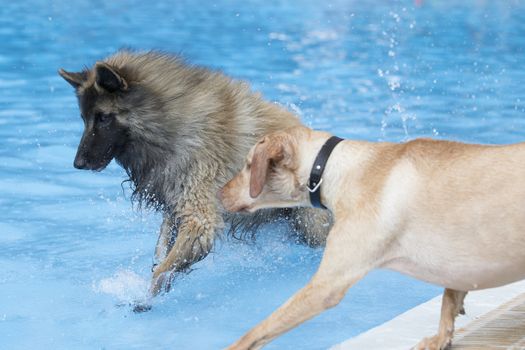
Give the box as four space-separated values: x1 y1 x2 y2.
219 129 311 213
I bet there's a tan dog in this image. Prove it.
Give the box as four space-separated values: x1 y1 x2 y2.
219 125 525 350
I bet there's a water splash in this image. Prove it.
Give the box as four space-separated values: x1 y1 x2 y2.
93 269 149 304
379 9 420 140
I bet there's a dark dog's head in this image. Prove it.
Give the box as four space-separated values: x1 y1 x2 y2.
59 63 130 171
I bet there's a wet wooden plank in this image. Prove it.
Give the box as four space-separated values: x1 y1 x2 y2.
452 292 525 349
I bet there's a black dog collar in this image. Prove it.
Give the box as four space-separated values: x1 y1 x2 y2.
307 136 344 209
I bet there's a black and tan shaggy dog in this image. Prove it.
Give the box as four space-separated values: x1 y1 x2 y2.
59 50 331 301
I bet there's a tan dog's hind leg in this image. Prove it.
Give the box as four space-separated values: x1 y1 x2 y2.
225 221 380 350
415 289 468 350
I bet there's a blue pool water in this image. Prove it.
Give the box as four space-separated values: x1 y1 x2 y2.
1 1 525 349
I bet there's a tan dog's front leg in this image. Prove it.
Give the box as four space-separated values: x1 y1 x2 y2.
150 198 222 296
226 279 359 350
415 288 468 350
226 221 378 350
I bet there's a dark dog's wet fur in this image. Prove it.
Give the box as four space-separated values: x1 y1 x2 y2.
59 50 332 300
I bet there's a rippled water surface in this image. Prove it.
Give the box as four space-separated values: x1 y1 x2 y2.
1 1 524 349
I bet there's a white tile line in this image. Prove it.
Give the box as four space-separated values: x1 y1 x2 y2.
330 280 525 350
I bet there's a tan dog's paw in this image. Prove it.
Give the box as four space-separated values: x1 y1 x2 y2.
414 334 452 350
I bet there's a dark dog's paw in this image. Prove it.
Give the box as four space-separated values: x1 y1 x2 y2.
150 270 177 296
132 302 152 313
151 262 158 273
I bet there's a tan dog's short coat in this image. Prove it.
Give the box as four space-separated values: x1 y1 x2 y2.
219 125 525 350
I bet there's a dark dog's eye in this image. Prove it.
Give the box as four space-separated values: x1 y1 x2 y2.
95 112 114 127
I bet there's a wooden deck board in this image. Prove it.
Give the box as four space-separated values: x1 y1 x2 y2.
452 292 525 349
332 281 525 350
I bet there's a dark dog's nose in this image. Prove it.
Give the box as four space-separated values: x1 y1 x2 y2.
74 156 87 169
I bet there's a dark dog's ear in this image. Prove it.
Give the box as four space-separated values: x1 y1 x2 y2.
58 69 87 89
94 62 128 92
249 136 287 198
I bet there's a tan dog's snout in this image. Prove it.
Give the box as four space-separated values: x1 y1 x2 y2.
216 187 224 202
219 172 249 213
218 181 234 211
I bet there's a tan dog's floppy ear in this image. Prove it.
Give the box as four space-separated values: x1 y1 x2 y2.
249 136 286 198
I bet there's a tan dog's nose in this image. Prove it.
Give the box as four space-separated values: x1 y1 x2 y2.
216 187 224 202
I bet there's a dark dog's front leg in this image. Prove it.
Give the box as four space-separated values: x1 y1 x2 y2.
133 214 180 312
150 196 222 296
153 213 178 269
